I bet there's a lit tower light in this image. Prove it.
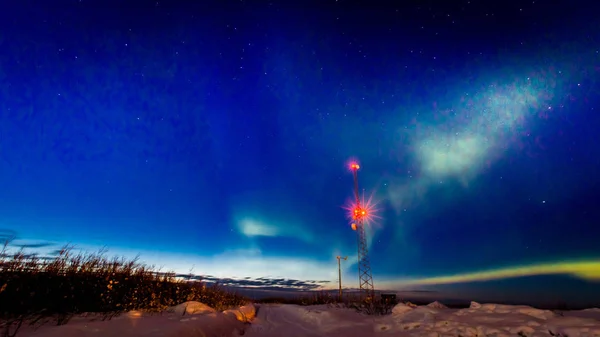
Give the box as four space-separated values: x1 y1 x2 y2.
347 160 375 300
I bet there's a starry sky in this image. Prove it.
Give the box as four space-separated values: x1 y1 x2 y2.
1 0 600 306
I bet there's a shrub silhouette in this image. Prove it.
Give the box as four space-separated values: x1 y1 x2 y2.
0 244 248 336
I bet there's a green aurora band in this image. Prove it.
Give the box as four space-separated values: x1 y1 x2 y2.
380 259 600 289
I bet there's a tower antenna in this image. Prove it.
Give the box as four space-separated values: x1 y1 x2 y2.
348 161 375 300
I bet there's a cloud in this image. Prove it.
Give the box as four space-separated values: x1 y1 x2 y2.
194 248 337 281
389 79 552 212
0 229 17 243
0 230 56 250
175 274 328 291
236 217 315 244
418 134 489 179
1 238 333 291
229 188 321 245
11 241 55 249
17 241 340 285
416 84 540 180
237 219 280 237
376 75 561 277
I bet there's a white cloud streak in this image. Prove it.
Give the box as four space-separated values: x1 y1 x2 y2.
236 217 315 244
389 81 549 211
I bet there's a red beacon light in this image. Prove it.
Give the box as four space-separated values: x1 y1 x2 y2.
350 163 360 170
352 207 367 220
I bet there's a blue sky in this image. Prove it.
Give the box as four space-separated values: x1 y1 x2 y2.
1 0 599 305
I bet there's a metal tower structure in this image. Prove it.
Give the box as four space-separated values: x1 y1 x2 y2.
349 162 375 300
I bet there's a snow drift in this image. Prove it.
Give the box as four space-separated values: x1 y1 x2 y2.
16 300 600 337
19 301 256 337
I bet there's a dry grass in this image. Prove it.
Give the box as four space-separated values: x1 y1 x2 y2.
0 242 248 337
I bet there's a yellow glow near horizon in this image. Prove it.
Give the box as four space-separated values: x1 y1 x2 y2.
381 260 600 288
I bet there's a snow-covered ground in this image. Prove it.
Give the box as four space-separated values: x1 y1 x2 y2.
18 302 255 337
247 301 600 337
15 300 600 337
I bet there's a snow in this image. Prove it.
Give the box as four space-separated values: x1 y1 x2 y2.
19 301 253 337
169 301 216 315
426 301 448 309
16 301 600 337
246 302 600 337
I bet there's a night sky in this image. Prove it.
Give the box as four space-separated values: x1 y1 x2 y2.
1 0 600 306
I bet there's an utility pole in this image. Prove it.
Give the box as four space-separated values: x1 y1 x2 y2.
336 256 348 301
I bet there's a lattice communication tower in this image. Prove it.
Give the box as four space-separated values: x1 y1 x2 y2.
349 162 375 300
